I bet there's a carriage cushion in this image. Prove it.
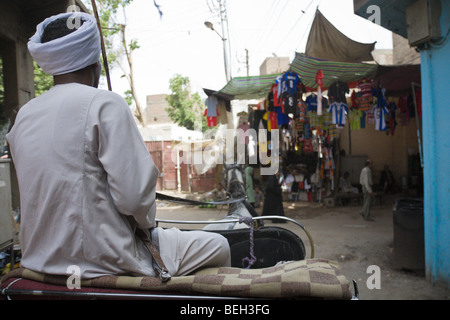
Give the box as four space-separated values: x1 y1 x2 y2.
1 259 352 300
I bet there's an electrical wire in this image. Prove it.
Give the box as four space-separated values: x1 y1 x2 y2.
273 0 317 54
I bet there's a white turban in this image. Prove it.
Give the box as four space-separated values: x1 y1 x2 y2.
28 12 101 76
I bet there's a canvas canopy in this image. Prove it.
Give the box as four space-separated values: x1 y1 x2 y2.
305 10 376 63
217 53 378 99
218 73 282 100
290 53 378 89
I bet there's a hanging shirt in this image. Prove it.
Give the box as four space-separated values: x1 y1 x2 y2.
298 100 307 122
282 93 298 115
320 112 332 131
306 94 318 112
329 102 349 127
281 72 301 96
398 95 410 125
304 121 310 139
207 116 217 127
351 91 359 109
316 71 324 115
205 95 218 117
349 109 363 130
387 102 398 136
358 79 373 100
274 106 290 126
357 95 372 112
366 105 376 125
263 111 278 131
360 111 367 129
307 111 320 128
374 105 389 131
328 81 349 103
204 109 218 127
295 117 304 135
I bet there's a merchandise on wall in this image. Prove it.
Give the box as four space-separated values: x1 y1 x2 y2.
240 69 422 203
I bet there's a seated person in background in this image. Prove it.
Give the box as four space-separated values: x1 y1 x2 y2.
339 172 359 194
211 183 227 201
204 183 227 202
380 165 396 194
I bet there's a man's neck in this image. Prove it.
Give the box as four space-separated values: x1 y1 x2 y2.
53 66 97 88
54 74 93 87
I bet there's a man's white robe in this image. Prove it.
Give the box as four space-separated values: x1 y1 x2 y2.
7 83 229 279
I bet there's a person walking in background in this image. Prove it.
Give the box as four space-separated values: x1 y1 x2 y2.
380 165 396 194
245 166 255 207
360 160 375 221
262 170 286 222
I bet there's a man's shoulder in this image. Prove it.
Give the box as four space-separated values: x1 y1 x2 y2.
82 86 128 108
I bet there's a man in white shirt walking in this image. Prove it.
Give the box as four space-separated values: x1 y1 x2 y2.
360 160 375 221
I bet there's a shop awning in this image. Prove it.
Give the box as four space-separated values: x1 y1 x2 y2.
305 10 376 63
217 54 379 98
217 55 419 99
290 53 378 89
373 64 421 96
218 73 282 100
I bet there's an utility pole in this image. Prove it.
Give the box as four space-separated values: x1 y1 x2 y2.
218 0 231 82
206 0 232 82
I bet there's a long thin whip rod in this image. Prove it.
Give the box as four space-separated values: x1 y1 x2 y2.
92 0 112 91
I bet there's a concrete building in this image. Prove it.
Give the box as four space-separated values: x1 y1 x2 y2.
259 56 290 75
145 94 174 125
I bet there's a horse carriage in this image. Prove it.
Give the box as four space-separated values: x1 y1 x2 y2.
1 163 357 301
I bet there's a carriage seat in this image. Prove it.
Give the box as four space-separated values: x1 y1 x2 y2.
1 259 353 300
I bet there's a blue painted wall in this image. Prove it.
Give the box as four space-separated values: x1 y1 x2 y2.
420 0 450 287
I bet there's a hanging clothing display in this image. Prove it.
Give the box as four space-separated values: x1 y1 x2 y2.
306 94 318 112
358 79 373 100
387 101 397 135
315 70 324 115
298 99 307 123
238 61 420 209
348 108 363 130
205 96 218 117
281 72 302 96
328 81 349 103
373 105 389 131
328 102 349 127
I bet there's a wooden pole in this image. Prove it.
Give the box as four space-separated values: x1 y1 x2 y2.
92 0 112 91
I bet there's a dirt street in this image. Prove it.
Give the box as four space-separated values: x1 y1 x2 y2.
155 192 449 300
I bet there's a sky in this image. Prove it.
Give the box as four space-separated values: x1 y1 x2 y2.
98 0 394 107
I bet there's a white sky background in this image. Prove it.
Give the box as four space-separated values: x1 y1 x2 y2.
99 0 393 107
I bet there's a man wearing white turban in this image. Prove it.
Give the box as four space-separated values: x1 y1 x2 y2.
7 12 230 279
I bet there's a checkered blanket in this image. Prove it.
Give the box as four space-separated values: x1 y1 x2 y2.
1 259 352 300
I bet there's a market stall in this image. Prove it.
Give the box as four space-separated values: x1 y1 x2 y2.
202 10 423 204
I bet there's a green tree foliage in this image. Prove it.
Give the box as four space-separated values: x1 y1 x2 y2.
34 61 54 97
165 74 207 132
